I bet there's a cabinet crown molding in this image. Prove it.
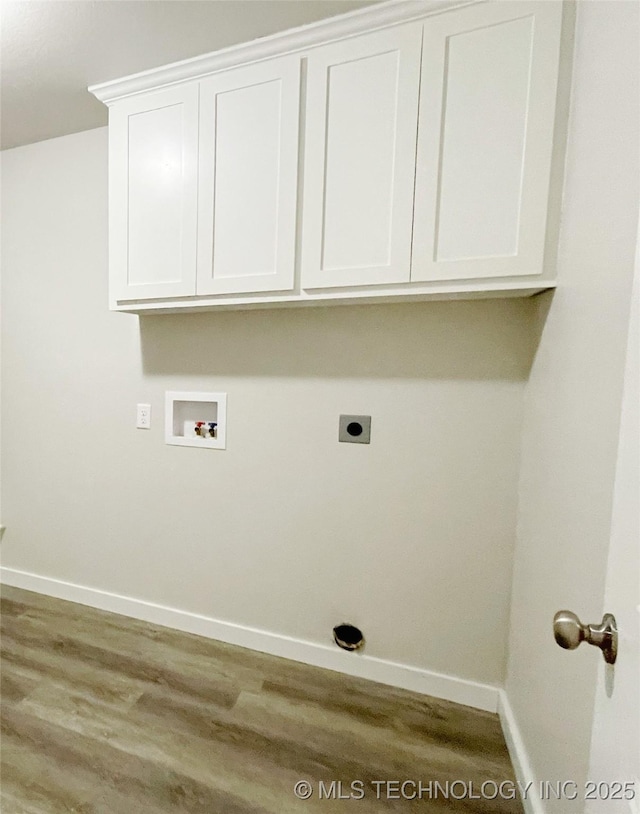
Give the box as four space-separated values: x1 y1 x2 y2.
88 0 476 104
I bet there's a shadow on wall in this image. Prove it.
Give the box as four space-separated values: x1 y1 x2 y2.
138 299 540 381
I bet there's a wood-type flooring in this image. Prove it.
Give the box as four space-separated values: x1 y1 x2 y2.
1 585 523 813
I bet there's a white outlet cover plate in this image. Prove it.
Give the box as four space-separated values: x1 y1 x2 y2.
136 403 151 429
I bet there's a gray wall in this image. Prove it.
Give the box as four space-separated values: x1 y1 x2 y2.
506 1 639 806
0 125 534 688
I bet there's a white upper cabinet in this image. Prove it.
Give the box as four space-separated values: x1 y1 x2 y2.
412 1 563 282
301 24 422 289
92 0 569 313
197 56 301 295
109 85 199 302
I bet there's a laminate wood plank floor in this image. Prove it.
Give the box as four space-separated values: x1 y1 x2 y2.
1 586 523 814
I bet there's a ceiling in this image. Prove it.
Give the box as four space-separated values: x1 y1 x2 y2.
0 0 377 150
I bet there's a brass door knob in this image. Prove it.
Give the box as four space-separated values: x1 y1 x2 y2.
553 610 617 664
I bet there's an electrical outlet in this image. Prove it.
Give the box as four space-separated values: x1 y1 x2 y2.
339 415 371 444
136 403 151 429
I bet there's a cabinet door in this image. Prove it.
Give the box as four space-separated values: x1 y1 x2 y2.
301 24 422 289
197 57 300 295
109 86 198 302
412 1 563 282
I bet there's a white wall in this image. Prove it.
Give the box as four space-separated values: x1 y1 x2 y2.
0 125 534 698
506 1 639 808
586 216 639 814
0 192 2 528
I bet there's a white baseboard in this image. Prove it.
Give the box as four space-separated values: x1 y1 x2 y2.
0 566 499 713
498 689 545 814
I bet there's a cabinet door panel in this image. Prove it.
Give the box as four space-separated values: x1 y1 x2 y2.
412 1 562 281
302 24 422 289
197 57 300 295
110 86 198 301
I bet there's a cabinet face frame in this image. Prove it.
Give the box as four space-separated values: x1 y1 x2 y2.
300 23 422 290
109 85 199 303
411 1 563 282
196 56 301 296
